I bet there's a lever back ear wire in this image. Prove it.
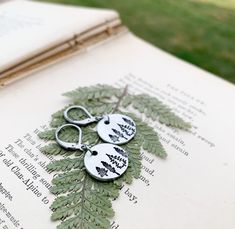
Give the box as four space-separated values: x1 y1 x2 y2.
64 105 103 126
55 124 85 150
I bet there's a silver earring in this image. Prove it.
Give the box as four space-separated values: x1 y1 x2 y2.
55 124 128 181
63 105 136 145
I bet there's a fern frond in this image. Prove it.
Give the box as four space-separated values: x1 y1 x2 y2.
41 143 66 155
47 157 84 172
113 167 133 186
38 129 56 141
52 169 85 186
85 102 114 116
51 192 81 211
122 94 191 130
50 180 84 195
93 181 119 199
50 116 67 128
123 112 167 158
113 138 142 186
63 84 122 103
50 169 86 195
51 204 76 221
124 144 142 179
82 128 99 145
138 123 167 158
51 174 117 229
41 143 80 156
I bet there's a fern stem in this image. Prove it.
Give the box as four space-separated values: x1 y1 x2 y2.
80 173 88 229
112 84 128 113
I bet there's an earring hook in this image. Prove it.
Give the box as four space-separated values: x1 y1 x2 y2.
55 124 85 150
64 105 102 126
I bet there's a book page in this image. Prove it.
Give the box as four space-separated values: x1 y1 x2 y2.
0 0 118 72
0 32 235 229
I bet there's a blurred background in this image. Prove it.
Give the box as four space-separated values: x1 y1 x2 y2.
41 0 235 84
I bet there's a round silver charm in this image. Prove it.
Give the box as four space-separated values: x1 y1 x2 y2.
84 143 128 181
97 114 136 145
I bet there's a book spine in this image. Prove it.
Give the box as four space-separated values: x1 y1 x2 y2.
0 21 127 87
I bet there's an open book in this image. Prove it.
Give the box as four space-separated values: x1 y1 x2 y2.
0 1 235 229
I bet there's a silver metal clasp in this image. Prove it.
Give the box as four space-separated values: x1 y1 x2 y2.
55 124 86 150
64 105 102 126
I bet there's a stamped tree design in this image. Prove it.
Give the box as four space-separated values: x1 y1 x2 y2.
38 84 190 229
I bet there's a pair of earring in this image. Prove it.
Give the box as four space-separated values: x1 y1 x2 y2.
55 106 137 181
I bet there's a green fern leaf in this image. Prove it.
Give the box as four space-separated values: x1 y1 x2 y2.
63 84 122 103
122 94 191 130
38 129 56 141
51 174 117 229
41 143 80 156
124 112 167 158
124 145 142 179
47 157 84 172
52 169 85 186
50 116 67 128
138 123 167 158
41 143 67 155
51 192 82 211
